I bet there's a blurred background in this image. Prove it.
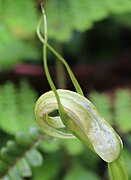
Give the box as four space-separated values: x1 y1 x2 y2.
0 0 131 180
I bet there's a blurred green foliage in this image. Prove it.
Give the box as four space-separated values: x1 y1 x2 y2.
0 0 131 68
0 0 40 68
45 0 131 42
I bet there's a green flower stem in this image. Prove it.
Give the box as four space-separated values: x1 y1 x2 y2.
36 16 84 96
35 6 128 180
108 155 128 180
41 8 67 131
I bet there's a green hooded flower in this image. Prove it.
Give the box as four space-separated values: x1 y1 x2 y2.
35 7 128 180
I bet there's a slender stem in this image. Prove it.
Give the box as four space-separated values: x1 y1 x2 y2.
41 6 66 124
36 16 84 96
108 155 128 180
41 8 61 105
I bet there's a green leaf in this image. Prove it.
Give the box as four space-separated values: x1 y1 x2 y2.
1 175 10 180
29 127 42 141
8 167 22 180
16 158 32 177
0 147 16 163
16 132 32 148
26 148 43 167
6 141 23 156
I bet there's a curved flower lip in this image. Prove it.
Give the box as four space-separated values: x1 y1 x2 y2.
35 89 123 163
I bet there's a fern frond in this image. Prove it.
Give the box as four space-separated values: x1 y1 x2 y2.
0 80 37 134
68 0 93 31
46 0 73 42
89 91 113 124
105 0 131 14
114 89 131 132
0 128 44 179
45 0 131 42
90 89 131 132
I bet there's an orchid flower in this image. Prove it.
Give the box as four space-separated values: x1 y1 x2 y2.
35 7 128 180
